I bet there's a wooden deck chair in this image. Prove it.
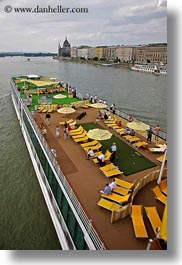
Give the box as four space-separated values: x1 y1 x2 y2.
102 168 123 178
145 206 162 234
152 186 167 205
135 141 148 148
101 193 131 205
97 198 121 212
84 143 102 152
80 140 99 148
72 130 87 139
74 136 89 143
160 179 167 195
113 186 130 196
99 163 118 172
156 154 167 163
131 205 148 238
115 178 135 190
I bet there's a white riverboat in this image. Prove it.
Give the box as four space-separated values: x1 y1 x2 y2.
131 64 167 75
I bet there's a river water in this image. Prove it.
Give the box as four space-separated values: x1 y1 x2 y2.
0 57 167 249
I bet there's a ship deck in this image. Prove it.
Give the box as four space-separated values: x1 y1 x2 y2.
34 106 166 250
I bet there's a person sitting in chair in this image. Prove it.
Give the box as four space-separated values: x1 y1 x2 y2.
100 183 111 195
97 153 105 166
86 148 95 159
130 129 135 136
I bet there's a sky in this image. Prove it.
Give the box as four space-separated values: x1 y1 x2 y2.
0 0 167 52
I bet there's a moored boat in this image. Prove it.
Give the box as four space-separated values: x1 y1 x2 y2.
131 64 167 75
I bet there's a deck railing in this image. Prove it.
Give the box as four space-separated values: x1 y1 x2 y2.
11 80 106 250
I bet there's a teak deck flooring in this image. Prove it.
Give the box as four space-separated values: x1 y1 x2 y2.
34 107 166 250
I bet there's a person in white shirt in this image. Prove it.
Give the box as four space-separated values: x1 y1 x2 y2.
110 142 117 161
86 148 95 159
109 178 117 191
97 153 105 166
51 148 57 158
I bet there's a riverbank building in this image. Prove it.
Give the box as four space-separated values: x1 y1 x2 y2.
58 37 71 57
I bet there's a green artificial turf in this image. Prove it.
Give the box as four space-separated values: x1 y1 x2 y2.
81 122 156 176
15 80 80 111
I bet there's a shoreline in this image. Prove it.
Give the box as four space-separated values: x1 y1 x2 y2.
53 56 132 68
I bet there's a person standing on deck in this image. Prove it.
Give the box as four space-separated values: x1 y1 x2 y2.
45 113 51 126
147 127 154 143
55 125 60 139
155 124 161 141
110 143 117 161
51 148 57 158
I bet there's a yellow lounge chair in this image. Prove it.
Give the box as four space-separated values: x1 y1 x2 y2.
127 136 140 143
113 186 130 196
107 123 117 128
102 168 123 178
99 163 118 172
131 205 148 238
72 130 87 139
70 129 85 136
74 136 89 143
92 149 112 164
69 125 83 133
145 206 162 234
160 179 167 195
59 119 75 126
149 144 167 153
156 154 167 163
105 118 116 124
47 106 54 113
152 186 167 205
70 127 84 136
115 178 135 190
101 193 130 205
135 141 148 148
97 198 121 212
84 143 102 152
115 128 126 136
80 140 99 148
90 151 103 158
42 105 48 113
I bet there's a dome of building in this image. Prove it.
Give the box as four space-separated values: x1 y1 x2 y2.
63 37 70 48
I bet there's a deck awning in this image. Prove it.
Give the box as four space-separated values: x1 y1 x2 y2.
18 79 59 87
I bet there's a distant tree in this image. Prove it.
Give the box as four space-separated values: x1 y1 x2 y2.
100 58 106 61
93 57 98 61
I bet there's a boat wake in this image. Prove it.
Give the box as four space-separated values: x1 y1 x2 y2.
0 92 11 100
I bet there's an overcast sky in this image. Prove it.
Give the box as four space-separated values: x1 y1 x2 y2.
0 0 167 52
